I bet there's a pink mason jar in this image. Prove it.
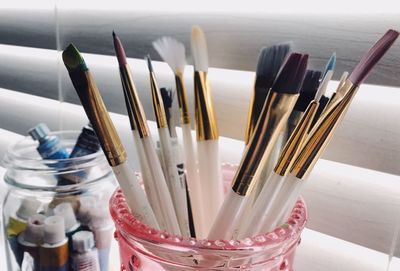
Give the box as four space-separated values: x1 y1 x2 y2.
109 164 307 271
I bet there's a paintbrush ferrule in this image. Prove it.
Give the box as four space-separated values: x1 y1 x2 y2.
73 71 127 167
194 71 219 141
231 91 299 196
274 100 318 176
291 81 358 179
175 72 191 125
119 65 150 138
149 72 168 129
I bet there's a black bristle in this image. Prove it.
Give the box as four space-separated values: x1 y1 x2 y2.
271 53 308 94
160 87 174 109
256 42 293 78
294 70 322 111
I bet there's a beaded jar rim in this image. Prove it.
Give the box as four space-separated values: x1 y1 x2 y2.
109 164 308 251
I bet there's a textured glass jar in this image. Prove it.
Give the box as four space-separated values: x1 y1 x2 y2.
1 131 117 271
110 164 307 271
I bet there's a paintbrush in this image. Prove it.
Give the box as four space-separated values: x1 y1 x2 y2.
208 53 308 240
62 43 159 229
309 70 334 130
146 55 190 236
160 87 196 237
286 69 322 139
323 52 336 78
191 25 223 236
245 43 292 144
243 29 399 236
238 74 325 238
153 37 205 237
112 33 181 235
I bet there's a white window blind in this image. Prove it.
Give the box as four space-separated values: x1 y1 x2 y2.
0 2 400 270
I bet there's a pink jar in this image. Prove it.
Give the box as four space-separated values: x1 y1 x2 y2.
109 164 307 271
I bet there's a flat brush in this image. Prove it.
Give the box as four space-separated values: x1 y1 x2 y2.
62 43 159 229
112 32 181 235
153 37 204 237
309 70 334 130
286 69 322 139
238 74 324 238
245 43 292 145
146 55 190 236
208 53 308 240
191 25 223 237
251 29 399 236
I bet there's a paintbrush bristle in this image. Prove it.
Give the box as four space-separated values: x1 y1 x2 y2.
349 29 399 86
315 70 333 101
112 31 128 66
191 25 208 72
153 37 186 73
294 69 322 111
256 42 293 77
271 53 308 94
323 52 336 77
62 44 87 71
145 55 154 72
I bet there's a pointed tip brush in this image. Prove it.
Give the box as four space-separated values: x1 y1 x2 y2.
245 42 293 144
112 34 181 235
208 53 307 240
323 52 336 77
62 43 160 229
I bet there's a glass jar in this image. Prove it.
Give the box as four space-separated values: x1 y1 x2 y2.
110 164 307 271
1 131 117 271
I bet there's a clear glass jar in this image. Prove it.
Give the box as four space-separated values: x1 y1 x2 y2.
110 164 307 271
1 131 117 271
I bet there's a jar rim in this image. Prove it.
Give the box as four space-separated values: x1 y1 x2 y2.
109 164 308 252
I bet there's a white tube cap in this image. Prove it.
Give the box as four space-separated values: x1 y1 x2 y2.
89 202 112 230
43 216 66 245
53 202 78 232
72 231 95 253
23 214 46 243
16 197 41 221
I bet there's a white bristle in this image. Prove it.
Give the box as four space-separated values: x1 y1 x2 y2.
315 70 333 101
153 37 186 73
191 26 209 72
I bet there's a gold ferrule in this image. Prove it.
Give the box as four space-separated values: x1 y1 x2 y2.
120 65 150 138
290 81 358 179
325 79 352 113
175 72 191 124
83 72 127 167
194 71 219 141
274 101 319 176
231 91 299 195
149 71 168 129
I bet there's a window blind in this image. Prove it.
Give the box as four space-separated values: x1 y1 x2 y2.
0 3 400 270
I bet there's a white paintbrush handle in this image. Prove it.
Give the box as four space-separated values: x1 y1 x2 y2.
159 127 190 236
181 123 205 238
259 175 302 233
112 163 159 229
131 131 166 230
208 188 248 240
197 139 223 236
238 172 285 239
267 176 303 230
141 136 181 235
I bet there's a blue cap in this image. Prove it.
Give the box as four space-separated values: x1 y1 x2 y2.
28 123 50 141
